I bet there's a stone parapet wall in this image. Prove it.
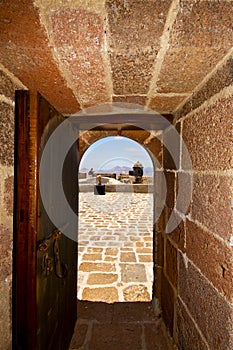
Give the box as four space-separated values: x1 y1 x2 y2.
79 184 154 194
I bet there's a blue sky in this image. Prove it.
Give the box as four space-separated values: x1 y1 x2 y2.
79 136 153 171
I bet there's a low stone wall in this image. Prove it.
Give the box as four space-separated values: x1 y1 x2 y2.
79 184 154 193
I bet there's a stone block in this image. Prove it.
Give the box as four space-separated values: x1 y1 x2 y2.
69 323 88 349
90 323 142 350
121 129 150 144
50 8 111 108
161 272 174 336
191 174 232 241
157 1 233 94
163 124 180 170
106 0 171 50
165 238 178 288
120 252 136 262
148 95 185 114
109 49 157 95
0 103 14 167
166 213 185 254
176 56 233 119
186 220 233 303
79 262 116 273
87 273 118 285
165 172 175 209
182 96 233 171
146 136 163 169
144 321 174 350
0 225 12 280
123 285 150 302
0 2 80 114
177 298 209 350
113 95 147 107
179 253 233 349
0 70 17 100
82 287 118 303
120 264 147 283
4 175 14 217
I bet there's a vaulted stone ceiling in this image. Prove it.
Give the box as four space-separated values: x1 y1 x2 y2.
0 0 232 115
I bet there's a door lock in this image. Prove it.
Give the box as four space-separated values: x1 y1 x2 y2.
38 229 67 278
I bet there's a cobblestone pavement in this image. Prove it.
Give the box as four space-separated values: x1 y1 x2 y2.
78 192 154 303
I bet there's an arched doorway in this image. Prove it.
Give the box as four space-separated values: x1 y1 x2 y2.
77 136 155 303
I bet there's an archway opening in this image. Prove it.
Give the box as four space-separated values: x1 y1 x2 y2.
77 136 155 303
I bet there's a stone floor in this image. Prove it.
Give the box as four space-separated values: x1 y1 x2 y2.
69 300 174 350
69 192 174 350
77 192 154 302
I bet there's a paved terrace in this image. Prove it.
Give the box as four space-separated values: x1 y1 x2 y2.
78 191 154 303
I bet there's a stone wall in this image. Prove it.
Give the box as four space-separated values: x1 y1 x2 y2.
160 54 233 349
0 66 26 350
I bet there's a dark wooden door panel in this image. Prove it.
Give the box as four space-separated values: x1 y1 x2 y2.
13 91 78 350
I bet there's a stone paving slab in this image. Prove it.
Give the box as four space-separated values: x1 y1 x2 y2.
69 301 174 350
78 192 154 303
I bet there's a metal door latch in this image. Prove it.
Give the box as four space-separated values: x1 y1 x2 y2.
38 230 68 278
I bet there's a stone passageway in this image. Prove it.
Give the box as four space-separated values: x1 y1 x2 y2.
69 191 173 349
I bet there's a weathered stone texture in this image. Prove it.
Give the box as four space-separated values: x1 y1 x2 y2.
161 273 174 336
4 175 14 216
0 103 14 166
186 220 233 303
182 96 233 171
0 70 20 100
157 1 233 93
148 95 185 114
179 254 233 350
50 9 110 107
191 174 232 241
0 281 12 350
0 225 12 280
121 129 150 144
165 239 177 288
0 2 80 114
177 298 209 350
82 287 118 303
113 95 147 107
106 0 171 95
168 215 185 252
176 55 233 119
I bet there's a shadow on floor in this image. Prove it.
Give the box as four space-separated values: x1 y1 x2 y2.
69 300 173 350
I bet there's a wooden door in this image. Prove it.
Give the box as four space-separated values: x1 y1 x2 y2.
13 91 78 349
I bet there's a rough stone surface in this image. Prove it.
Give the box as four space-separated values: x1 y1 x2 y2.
148 95 185 114
79 262 116 273
182 96 233 171
0 70 20 99
165 238 177 288
186 220 233 303
0 103 14 166
177 298 209 350
3 175 14 216
120 252 136 262
120 264 147 283
157 1 233 93
191 174 232 241
176 55 233 119
82 287 119 303
179 253 233 350
0 225 12 280
161 273 174 337
0 281 12 350
87 273 118 285
123 285 150 302
0 1 80 114
50 8 111 107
